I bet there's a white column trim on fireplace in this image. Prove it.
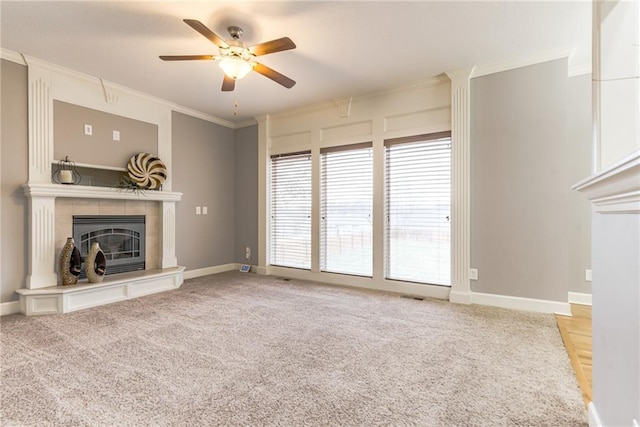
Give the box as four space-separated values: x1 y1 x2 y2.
161 201 178 268
27 63 53 183
26 195 57 289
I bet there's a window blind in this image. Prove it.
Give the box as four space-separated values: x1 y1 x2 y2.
385 133 451 285
270 151 312 269
320 143 373 276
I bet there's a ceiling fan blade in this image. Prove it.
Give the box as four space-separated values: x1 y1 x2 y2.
249 37 296 56
253 63 296 89
183 19 229 49
221 74 236 92
159 55 216 61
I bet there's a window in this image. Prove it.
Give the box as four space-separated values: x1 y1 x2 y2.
270 152 312 269
321 143 373 276
385 132 451 285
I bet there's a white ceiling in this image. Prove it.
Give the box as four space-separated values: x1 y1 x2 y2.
1 1 591 124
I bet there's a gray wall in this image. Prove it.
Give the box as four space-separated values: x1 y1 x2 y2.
470 59 591 301
233 125 259 265
0 59 29 303
566 75 592 294
592 213 640 425
172 111 236 270
54 100 158 169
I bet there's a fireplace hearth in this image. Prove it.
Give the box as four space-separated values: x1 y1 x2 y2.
73 215 146 278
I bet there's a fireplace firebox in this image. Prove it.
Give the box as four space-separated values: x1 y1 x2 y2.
73 215 146 279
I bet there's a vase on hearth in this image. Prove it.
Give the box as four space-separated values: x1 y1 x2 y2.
59 237 81 286
85 242 107 283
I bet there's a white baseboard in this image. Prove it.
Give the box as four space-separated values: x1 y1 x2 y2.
1 301 22 316
568 291 592 306
183 263 242 280
255 266 270 276
267 266 451 301
588 402 602 427
449 290 472 305
472 292 572 315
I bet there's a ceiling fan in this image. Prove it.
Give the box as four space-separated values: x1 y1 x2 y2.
160 19 296 92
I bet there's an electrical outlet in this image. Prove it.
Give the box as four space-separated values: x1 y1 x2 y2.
245 246 251 260
84 124 92 135
195 206 201 215
469 268 478 280
585 269 592 282
113 130 120 141
202 206 208 215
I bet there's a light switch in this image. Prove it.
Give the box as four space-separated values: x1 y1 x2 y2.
202 206 208 215
196 206 201 215
84 124 92 135
113 130 120 141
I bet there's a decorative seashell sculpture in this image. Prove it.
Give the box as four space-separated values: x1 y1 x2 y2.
127 153 167 190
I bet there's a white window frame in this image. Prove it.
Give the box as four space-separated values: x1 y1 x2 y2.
320 142 373 277
269 151 312 270
384 131 452 286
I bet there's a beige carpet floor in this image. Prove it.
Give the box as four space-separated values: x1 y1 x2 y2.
1 271 587 426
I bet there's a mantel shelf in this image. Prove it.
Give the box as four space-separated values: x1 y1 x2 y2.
23 183 182 202
572 150 640 213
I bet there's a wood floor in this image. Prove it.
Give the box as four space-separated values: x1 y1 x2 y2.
555 304 592 407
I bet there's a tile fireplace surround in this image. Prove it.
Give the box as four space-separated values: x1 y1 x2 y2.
16 183 184 316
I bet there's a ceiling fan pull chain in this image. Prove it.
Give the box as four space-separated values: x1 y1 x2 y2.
234 98 239 116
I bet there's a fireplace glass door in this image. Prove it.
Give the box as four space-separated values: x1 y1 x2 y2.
73 215 146 278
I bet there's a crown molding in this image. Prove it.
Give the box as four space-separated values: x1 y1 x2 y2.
168 102 236 129
0 47 26 65
356 74 450 102
10 49 240 129
234 118 258 128
471 46 576 79
267 74 449 122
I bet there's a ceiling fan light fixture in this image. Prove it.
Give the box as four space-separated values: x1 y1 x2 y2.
160 20 296 91
219 57 253 80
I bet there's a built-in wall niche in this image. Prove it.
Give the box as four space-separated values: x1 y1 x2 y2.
53 99 159 173
56 164 126 188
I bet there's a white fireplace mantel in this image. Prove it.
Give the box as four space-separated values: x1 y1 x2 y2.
572 150 640 213
23 183 182 290
24 183 182 202
21 184 184 315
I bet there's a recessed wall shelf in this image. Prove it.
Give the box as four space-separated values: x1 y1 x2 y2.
51 160 127 172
